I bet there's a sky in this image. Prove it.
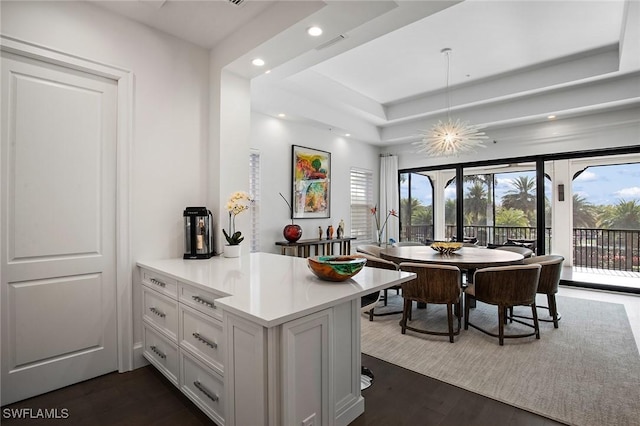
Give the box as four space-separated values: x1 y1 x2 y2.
401 162 640 207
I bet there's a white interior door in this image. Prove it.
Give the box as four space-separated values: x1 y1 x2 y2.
1 51 118 405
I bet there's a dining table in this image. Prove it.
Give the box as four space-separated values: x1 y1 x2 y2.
379 245 525 272
380 245 526 310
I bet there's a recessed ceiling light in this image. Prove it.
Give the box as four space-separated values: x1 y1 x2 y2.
345 133 351 137
264 70 271 74
278 113 286 118
307 26 323 37
252 58 265 67
547 115 556 120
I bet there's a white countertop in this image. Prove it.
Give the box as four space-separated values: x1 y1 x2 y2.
137 252 414 327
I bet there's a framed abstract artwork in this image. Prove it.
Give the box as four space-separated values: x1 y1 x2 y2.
292 145 331 219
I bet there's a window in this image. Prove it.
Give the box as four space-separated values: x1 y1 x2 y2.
249 151 260 253
350 168 374 241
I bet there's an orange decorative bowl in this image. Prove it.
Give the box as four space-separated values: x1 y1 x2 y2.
307 255 367 282
430 242 463 255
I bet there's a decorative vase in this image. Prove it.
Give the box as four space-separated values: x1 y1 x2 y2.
224 244 241 258
283 224 302 243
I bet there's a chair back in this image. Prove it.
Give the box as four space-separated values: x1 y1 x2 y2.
358 253 398 270
495 245 534 258
356 244 382 257
472 264 541 306
523 255 564 295
392 241 425 247
398 263 461 304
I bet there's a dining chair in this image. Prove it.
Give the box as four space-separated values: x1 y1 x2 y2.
397 263 463 343
511 255 564 328
356 244 383 258
495 245 534 258
464 264 541 346
358 254 401 321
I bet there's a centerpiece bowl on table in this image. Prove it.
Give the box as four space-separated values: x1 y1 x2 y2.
430 242 463 255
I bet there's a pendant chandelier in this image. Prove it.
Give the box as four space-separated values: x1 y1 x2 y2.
414 48 488 157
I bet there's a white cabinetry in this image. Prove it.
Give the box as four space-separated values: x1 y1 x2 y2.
141 268 225 425
138 254 414 426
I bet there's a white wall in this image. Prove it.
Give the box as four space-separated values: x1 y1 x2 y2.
1 1 210 353
250 112 380 254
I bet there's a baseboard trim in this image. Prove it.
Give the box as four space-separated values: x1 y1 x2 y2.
133 341 149 370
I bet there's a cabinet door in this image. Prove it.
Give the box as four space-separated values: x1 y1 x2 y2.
281 308 333 426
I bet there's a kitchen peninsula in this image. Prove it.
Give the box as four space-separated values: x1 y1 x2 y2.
138 252 414 426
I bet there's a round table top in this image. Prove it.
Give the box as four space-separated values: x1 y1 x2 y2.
380 246 524 269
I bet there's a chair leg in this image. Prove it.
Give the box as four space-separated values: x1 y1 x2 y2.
446 303 454 343
532 303 540 339
400 299 410 334
369 307 374 322
384 289 388 306
498 305 505 346
548 294 559 328
408 300 413 321
464 294 470 330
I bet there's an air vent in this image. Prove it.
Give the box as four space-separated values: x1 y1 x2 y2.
228 0 246 6
315 34 347 50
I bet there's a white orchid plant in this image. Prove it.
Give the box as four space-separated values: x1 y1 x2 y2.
223 191 253 245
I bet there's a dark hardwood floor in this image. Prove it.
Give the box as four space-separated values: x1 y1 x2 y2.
2 354 565 425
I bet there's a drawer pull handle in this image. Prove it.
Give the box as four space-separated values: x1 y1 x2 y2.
194 380 219 402
149 307 166 318
192 295 216 309
192 332 217 349
150 345 166 359
150 278 166 288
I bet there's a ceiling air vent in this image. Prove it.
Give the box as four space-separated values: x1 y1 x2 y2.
315 34 347 51
228 0 246 6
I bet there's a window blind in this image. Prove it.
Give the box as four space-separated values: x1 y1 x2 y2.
350 168 374 241
249 151 260 253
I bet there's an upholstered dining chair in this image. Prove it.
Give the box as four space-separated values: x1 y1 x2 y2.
397 263 463 343
495 245 534 258
464 264 542 346
358 254 401 320
511 255 564 328
356 244 383 257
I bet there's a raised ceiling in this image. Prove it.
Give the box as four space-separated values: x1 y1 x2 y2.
91 0 640 146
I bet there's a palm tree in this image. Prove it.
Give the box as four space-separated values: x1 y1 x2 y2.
501 176 536 223
599 199 640 230
573 194 597 228
464 181 487 225
495 207 530 227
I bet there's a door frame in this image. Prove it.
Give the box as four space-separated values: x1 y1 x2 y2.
0 35 133 372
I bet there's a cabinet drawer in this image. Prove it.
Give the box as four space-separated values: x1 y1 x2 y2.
179 283 223 321
141 269 178 298
180 305 224 376
143 324 179 386
143 287 179 342
181 351 225 426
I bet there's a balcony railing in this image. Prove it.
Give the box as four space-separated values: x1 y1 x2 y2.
573 228 640 272
401 225 640 272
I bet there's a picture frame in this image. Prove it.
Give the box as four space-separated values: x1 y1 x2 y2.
292 145 331 219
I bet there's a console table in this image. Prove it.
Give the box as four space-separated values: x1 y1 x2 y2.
276 236 356 257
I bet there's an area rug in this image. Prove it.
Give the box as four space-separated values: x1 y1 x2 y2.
361 294 640 426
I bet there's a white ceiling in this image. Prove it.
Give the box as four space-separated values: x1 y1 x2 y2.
91 0 640 146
